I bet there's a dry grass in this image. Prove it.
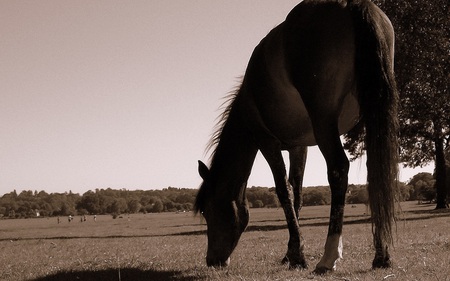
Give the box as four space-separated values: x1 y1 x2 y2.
0 202 448 281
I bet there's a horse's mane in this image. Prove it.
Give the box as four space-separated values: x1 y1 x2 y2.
205 80 242 161
195 81 242 214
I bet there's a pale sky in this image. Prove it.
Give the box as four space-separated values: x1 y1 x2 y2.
0 1 433 196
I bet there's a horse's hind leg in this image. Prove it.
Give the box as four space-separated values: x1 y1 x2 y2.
259 141 307 269
313 124 349 274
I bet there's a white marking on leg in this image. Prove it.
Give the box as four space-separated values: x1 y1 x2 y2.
316 234 343 271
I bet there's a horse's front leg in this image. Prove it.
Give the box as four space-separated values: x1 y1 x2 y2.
280 146 307 264
289 146 308 219
260 143 307 269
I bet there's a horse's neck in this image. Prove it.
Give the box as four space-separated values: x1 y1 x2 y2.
209 105 257 198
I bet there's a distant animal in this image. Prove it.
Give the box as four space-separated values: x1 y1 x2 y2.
195 0 398 274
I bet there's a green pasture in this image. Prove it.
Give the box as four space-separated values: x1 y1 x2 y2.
0 201 448 281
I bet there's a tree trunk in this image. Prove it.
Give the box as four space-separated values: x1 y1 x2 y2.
434 136 448 209
446 164 450 206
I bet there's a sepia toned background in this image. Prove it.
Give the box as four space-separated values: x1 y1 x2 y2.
0 1 432 195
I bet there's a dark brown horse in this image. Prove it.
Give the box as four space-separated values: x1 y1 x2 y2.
195 0 398 273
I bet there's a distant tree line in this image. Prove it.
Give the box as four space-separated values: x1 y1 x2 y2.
1 171 443 219
0 187 197 219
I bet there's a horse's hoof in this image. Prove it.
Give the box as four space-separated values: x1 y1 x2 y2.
372 257 392 269
313 266 332 275
281 255 308 269
289 261 308 270
206 257 230 268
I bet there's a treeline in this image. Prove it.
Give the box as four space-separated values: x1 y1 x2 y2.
0 187 197 219
0 172 440 219
244 173 441 207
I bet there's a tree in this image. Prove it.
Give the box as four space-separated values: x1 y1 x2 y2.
109 198 127 215
246 186 280 208
60 201 76 216
152 199 164 213
347 187 369 205
127 199 142 213
346 1 449 208
398 182 413 201
408 172 436 202
77 191 101 214
253 200 264 208
416 180 436 203
182 202 193 211
303 187 330 206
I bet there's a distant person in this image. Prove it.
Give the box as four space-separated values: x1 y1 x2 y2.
57 217 60 224
94 215 97 222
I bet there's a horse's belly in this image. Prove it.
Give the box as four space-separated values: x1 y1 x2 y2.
257 85 318 148
254 86 360 149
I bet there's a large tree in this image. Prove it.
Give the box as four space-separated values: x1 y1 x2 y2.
354 0 450 209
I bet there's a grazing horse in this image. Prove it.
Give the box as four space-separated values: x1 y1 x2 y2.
195 0 398 273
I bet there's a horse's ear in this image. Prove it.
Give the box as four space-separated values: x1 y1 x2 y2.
198 160 210 181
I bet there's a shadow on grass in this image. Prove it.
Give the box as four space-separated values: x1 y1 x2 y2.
174 216 372 234
5 208 448 242
172 208 450 235
30 268 202 281
405 207 450 216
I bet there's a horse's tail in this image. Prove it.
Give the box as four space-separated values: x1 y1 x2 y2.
350 0 399 247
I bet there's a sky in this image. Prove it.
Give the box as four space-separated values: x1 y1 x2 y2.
0 1 433 196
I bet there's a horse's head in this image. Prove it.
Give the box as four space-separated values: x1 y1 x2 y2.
195 161 249 267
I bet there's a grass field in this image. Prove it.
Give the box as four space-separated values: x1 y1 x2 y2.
0 201 448 281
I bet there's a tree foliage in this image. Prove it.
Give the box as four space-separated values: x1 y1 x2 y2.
246 187 279 208
405 172 436 202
